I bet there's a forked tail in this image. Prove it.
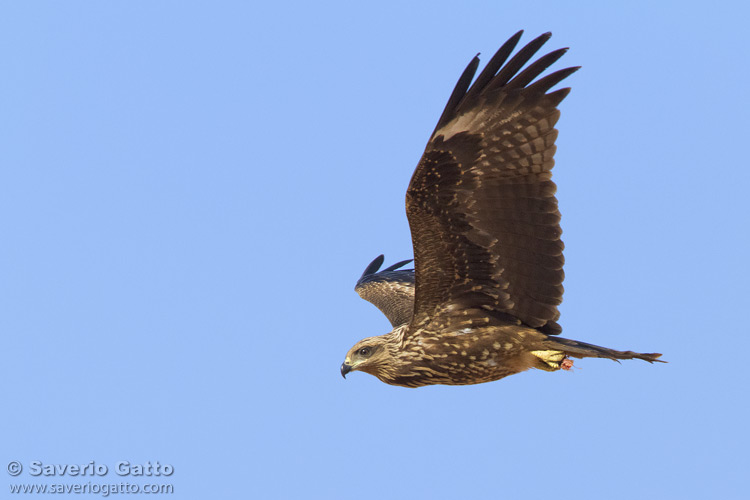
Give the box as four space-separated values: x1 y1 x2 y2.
547 337 664 363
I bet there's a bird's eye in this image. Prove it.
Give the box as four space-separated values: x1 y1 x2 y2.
358 347 372 357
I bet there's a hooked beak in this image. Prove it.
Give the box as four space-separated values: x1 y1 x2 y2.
341 362 352 379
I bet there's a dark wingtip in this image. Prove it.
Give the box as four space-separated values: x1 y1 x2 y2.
506 30 525 50
382 259 414 272
355 255 385 289
431 52 481 135
362 255 384 276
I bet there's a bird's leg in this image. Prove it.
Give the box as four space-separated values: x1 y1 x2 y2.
530 350 572 371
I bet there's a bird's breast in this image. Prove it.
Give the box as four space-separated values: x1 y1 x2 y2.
390 325 533 386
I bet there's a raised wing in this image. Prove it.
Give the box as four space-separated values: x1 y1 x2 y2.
406 31 578 335
355 255 415 327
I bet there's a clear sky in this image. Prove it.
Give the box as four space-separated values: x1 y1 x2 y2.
2 1 749 499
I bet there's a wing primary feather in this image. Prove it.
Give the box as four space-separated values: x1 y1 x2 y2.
506 48 569 90
489 32 552 89
359 255 385 281
463 30 524 102
431 55 481 135
382 259 413 272
525 66 581 95
542 87 573 107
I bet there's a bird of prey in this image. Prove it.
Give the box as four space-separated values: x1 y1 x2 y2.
341 31 663 388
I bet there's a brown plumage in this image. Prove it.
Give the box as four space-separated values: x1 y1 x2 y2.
341 31 663 388
354 255 414 328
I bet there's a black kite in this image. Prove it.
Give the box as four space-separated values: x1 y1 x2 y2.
341 32 663 388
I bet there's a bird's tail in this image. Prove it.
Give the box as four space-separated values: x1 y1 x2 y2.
546 336 664 363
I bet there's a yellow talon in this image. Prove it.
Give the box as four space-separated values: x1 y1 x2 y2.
530 350 566 370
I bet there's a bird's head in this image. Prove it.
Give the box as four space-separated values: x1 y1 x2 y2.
341 335 393 380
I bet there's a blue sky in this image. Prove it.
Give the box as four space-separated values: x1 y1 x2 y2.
2 1 749 498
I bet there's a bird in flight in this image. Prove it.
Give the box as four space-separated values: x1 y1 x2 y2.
341 31 663 388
